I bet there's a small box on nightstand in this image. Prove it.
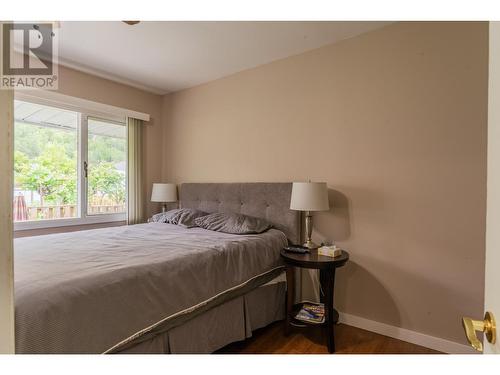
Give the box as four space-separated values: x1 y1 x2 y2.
318 246 343 258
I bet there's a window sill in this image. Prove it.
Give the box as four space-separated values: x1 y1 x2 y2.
13 213 126 231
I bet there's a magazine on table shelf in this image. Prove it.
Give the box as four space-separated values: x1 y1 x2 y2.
294 301 325 324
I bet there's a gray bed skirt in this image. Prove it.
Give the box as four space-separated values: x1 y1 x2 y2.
118 281 286 354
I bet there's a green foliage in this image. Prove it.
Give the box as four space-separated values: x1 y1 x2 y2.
14 121 126 207
16 145 77 205
15 122 76 160
14 150 30 176
88 133 126 163
88 162 125 205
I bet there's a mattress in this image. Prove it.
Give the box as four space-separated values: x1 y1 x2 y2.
14 223 288 353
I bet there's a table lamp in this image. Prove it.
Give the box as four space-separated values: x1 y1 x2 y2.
290 182 329 249
151 183 177 212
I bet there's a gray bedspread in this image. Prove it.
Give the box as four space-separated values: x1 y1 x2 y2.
14 223 287 353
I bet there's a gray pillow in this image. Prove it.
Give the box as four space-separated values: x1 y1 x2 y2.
170 208 208 228
148 209 181 223
194 213 272 234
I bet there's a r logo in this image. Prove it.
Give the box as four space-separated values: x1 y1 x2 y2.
1 23 53 76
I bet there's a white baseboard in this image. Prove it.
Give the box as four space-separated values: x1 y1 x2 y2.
338 312 477 354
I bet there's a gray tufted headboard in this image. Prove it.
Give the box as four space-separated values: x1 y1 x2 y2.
179 183 301 245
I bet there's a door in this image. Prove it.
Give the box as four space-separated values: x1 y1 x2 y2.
462 21 500 354
483 21 500 354
0 89 15 353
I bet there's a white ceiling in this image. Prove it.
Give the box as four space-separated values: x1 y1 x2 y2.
56 21 391 94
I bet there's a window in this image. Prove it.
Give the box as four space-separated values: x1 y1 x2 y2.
13 99 127 229
86 118 127 215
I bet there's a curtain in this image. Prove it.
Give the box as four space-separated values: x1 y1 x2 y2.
127 117 144 224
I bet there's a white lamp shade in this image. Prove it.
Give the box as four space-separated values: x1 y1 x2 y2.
290 182 329 211
151 183 177 203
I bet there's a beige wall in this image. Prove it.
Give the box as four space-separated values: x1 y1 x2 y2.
162 22 488 344
14 221 126 238
15 66 164 237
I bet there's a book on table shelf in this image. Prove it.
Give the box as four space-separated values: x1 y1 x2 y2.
294 301 325 324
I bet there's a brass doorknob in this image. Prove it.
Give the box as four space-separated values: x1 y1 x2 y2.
462 311 496 352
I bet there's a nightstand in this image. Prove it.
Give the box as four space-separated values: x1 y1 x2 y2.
280 248 349 353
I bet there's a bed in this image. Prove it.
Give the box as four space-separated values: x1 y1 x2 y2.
14 182 300 354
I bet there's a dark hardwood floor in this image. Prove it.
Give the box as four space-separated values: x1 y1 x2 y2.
216 321 441 354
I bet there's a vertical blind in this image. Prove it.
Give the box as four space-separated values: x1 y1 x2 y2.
127 117 143 224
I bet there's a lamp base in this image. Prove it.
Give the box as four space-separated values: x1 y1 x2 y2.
303 211 319 249
303 240 319 249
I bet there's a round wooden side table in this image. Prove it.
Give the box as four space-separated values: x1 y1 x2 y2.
280 248 349 353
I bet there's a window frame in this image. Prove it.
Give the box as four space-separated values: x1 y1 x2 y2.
13 93 130 231
83 115 128 220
